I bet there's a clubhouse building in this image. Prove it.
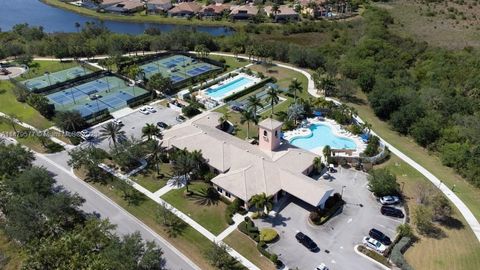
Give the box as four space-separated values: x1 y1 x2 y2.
161 112 335 209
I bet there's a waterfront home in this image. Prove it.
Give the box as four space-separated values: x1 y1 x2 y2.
229 5 259 20
200 4 231 18
264 5 299 22
146 0 173 13
168 2 202 17
100 0 144 14
161 112 335 209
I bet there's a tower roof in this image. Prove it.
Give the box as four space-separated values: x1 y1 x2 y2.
258 118 283 130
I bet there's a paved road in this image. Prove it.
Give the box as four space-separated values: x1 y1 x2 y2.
34 152 199 270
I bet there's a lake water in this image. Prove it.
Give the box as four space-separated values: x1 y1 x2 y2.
0 0 233 36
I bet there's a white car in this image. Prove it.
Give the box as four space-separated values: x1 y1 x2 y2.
379 195 400 205
113 119 123 126
363 236 387 253
315 263 328 270
80 130 93 140
139 107 149 115
145 105 156 113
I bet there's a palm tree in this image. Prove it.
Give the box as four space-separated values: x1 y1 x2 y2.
172 150 196 193
265 87 280 117
127 64 141 96
142 123 162 140
320 75 336 97
145 140 166 175
313 157 322 172
249 193 273 215
218 112 230 130
240 110 258 139
288 79 303 102
323 145 332 160
246 95 264 117
272 3 280 16
100 122 126 148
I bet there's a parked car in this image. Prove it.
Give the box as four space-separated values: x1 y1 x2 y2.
379 195 400 205
80 130 93 140
369 228 392 245
139 107 149 115
381 206 404 218
315 263 328 270
113 119 123 126
145 105 156 113
295 232 319 252
156 121 168 129
363 236 387 253
176 115 186 122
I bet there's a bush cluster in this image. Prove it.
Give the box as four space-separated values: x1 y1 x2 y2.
389 237 415 270
224 198 245 225
238 217 260 242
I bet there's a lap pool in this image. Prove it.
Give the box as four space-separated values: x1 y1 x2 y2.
204 75 255 101
288 123 357 151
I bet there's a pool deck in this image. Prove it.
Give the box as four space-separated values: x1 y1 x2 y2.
200 73 261 102
283 117 366 157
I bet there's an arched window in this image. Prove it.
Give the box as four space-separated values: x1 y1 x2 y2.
263 130 268 136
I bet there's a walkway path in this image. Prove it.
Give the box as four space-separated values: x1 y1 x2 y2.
207 51 480 242
99 163 260 270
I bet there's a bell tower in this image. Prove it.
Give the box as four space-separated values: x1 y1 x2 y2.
258 118 283 152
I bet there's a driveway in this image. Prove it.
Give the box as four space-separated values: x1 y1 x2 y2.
254 167 404 270
82 103 180 151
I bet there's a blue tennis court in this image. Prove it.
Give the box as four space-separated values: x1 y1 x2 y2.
47 89 88 105
74 102 110 117
186 65 212 76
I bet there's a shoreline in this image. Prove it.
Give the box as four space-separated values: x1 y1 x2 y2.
41 0 240 29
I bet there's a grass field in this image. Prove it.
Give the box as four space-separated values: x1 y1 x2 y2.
377 155 480 270
161 181 229 235
345 91 480 221
209 55 249 72
224 230 276 270
88 178 217 270
0 120 62 154
376 0 480 49
0 231 23 270
131 164 173 192
18 60 78 81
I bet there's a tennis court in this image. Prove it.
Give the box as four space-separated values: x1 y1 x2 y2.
46 75 149 118
22 66 92 91
139 54 220 83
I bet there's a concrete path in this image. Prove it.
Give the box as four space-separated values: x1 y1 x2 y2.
99 163 260 270
216 213 249 241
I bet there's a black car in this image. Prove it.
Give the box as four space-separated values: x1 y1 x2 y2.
369 228 392 245
157 121 168 129
295 232 319 252
381 206 404 218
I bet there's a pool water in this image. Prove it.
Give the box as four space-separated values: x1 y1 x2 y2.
206 77 253 100
289 123 357 150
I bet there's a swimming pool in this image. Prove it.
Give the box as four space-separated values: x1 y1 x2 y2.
205 76 254 100
289 123 357 151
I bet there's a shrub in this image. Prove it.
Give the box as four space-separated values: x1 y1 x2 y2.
389 237 414 270
260 228 278 242
181 105 201 118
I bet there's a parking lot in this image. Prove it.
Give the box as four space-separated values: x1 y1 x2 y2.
254 167 405 270
82 103 180 151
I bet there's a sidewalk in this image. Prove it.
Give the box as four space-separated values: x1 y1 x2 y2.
99 163 260 270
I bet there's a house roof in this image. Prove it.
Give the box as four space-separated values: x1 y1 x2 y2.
264 5 299 16
201 4 231 14
168 2 202 14
259 118 283 130
161 112 334 207
230 5 259 15
148 0 171 4
297 0 327 6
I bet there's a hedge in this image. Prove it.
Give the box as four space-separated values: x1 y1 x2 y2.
238 217 259 242
225 198 243 225
257 241 278 265
223 77 273 102
389 237 414 270
260 228 278 243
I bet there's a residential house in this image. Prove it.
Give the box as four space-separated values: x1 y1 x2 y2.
296 0 327 18
264 5 299 22
168 2 202 17
229 5 259 20
200 4 231 18
100 0 145 14
146 0 173 13
161 112 335 209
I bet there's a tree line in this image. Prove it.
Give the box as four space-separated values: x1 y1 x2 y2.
0 140 166 269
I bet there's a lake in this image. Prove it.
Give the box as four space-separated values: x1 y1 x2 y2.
0 0 233 36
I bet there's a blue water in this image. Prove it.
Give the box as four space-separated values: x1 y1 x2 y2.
289 123 357 150
206 77 253 99
0 0 233 36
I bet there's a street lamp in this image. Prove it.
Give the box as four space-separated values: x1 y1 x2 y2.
341 185 347 197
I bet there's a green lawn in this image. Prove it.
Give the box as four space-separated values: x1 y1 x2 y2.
131 163 173 192
17 60 77 81
0 231 24 270
0 120 62 154
209 55 249 72
161 181 230 235
88 178 217 270
346 92 480 221
377 155 480 270
224 230 276 270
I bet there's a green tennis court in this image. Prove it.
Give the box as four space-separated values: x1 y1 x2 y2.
140 54 221 83
46 75 149 119
22 66 92 91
